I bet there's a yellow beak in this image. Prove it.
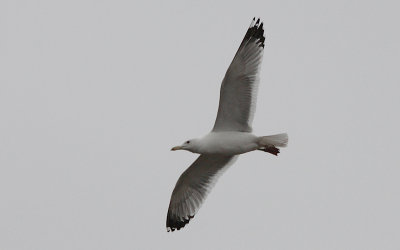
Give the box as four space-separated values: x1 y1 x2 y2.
171 146 183 151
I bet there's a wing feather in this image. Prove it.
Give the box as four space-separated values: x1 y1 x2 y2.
212 18 265 132
166 155 237 231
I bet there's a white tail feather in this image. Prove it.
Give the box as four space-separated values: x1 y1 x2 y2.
258 133 288 147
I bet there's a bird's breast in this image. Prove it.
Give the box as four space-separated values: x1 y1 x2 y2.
197 132 258 155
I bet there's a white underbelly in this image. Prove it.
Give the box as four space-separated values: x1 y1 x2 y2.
198 132 259 155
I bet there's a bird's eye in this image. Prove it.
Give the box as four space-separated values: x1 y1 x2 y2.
186 141 190 144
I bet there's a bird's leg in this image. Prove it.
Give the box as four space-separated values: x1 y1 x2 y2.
257 146 280 156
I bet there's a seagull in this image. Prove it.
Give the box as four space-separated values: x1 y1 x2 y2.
167 18 288 232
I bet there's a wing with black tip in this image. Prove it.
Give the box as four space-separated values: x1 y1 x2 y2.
166 155 237 232
213 18 265 132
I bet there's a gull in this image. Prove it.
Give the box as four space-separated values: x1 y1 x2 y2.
167 18 288 232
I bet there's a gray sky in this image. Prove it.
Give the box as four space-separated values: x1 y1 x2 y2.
1 0 400 249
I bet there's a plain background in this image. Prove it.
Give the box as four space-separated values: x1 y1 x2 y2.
1 0 399 249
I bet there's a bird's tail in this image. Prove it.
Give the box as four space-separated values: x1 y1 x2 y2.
257 133 288 156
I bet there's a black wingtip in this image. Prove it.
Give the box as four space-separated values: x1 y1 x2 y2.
242 17 265 48
166 213 195 232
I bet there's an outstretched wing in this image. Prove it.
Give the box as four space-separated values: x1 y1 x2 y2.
166 155 238 232
212 18 265 132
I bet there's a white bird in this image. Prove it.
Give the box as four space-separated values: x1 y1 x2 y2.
167 18 288 232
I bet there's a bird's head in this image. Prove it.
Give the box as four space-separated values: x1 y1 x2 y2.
171 139 199 153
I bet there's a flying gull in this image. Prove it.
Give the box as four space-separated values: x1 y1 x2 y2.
167 18 288 232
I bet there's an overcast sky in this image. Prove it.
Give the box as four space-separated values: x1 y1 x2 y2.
1 0 400 249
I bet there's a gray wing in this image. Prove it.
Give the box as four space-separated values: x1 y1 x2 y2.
166 154 238 232
212 18 265 132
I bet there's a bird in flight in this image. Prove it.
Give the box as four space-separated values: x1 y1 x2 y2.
167 18 288 232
